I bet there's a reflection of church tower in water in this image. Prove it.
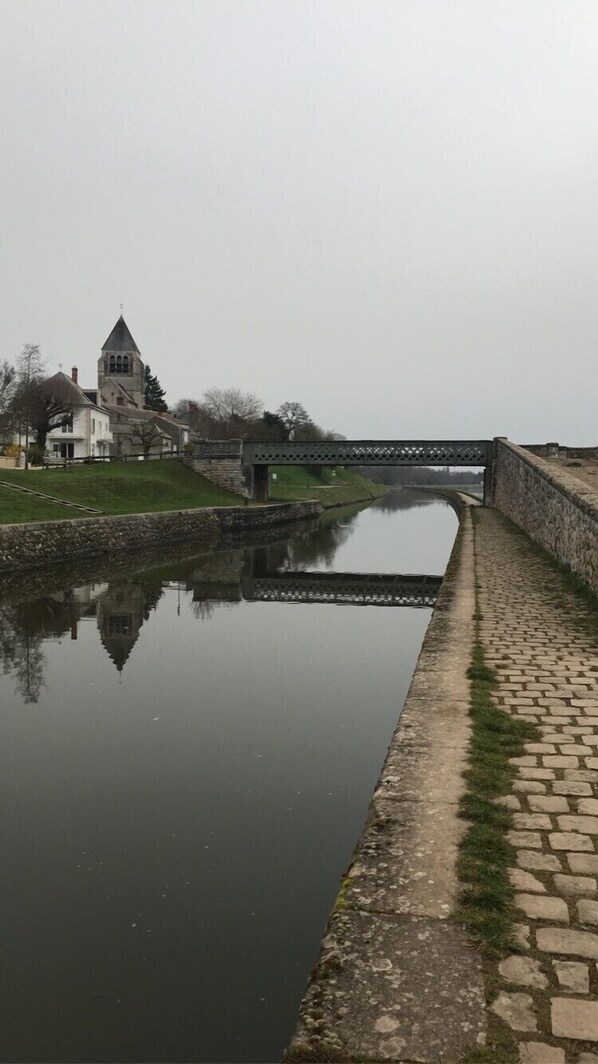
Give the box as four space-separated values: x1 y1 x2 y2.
96 582 163 673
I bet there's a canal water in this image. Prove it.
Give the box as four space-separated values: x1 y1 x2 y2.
0 491 457 1063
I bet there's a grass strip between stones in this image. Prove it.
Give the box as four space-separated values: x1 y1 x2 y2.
456 640 538 952
457 511 541 1064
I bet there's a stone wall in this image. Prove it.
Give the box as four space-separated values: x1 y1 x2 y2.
186 457 251 497
524 443 598 460
0 500 321 573
493 439 598 592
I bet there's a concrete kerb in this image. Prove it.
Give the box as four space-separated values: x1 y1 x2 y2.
285 502 486 1062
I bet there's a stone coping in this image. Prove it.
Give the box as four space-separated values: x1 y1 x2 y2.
502 440 598 522
285 501 486 1062
0 499 313 531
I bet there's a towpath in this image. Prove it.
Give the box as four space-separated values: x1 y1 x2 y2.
476 507 598 1063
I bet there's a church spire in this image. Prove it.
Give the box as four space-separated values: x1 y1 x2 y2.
101 315 140 354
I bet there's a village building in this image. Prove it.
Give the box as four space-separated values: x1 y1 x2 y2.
43 314 188 461
46 369 113 460
96 314 189 457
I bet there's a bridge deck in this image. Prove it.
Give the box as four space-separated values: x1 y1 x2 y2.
242 439 492 466
242 571 442 607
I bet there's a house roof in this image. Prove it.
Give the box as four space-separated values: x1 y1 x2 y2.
104 406 189 435
47 372 109 413
47 370 95 408
101 315 140 354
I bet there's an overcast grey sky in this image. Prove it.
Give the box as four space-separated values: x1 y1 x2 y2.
1 1 597 442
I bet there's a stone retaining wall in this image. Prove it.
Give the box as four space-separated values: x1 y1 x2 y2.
185 457 251 497
493 439 598 593
0 501 321 573
524 442 598 460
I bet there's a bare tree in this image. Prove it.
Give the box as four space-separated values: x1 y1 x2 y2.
293 419 326 441
0 360 17 443
14 344 45 466
203 388 262 431
13 373 75 456
276 401 311 439
129 419 164 458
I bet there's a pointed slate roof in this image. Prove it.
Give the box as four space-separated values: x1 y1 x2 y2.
101 315 140 354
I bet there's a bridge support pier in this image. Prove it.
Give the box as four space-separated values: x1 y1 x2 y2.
252 464 269 502
483 464 493 507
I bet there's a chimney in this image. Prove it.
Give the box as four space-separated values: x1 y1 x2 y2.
71 366 78 384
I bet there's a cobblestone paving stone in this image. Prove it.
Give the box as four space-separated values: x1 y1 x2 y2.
476 509 598 1063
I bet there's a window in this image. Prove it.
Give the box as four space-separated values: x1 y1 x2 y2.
62 416 73 433
92 418 96 435
108 615 131 635
108 353 130 375
116 397 124 406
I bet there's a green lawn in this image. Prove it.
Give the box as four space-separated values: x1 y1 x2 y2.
0 460 387 525
0 462 243 523
0 486 90 524
270 465 387 505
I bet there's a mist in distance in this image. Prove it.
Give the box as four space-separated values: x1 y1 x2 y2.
1 1 596 443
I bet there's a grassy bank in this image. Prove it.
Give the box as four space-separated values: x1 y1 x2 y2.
270 465 387 506
0 462 242 522
0 461 386 524
0 485 89 523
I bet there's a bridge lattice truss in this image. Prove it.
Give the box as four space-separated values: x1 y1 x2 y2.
243 440 491 466
243 572 442 608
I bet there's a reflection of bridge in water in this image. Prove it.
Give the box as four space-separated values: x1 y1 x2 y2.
242 572 442 608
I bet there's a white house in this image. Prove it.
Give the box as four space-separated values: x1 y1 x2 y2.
46 368 113 460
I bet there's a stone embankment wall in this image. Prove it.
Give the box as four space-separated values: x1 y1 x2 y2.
524 442 598 460
0 500 320 573
185 457 251 497
493 439 598 593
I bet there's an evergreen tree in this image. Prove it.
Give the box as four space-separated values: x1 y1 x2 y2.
144 365 168 412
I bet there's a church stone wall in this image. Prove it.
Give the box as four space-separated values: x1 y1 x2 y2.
98 353 144 409
493 439 598 593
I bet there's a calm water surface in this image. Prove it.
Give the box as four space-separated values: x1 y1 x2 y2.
0 491 456 1063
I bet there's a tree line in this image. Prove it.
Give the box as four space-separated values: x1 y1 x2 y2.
172 392 343 443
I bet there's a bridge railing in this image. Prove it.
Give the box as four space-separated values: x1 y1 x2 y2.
242 571 443 607
242 439 492 466
192 440 243 459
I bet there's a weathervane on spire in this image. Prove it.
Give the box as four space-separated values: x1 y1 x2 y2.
120 303 124 315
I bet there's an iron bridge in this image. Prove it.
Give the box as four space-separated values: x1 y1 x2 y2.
242 572 442 608
242 439 491 466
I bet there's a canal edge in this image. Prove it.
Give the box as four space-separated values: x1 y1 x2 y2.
284 496 487 1063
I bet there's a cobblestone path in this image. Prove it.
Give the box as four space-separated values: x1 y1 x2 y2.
475 508 598 1063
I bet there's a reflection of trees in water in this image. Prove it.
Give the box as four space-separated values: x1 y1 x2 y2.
0 578 167 698
284 515 359 570
0 602 50 704
191 599 239 621
373 491 442 513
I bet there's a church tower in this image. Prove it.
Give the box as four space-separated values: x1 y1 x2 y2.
98 315 144 409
